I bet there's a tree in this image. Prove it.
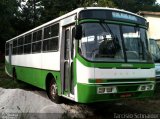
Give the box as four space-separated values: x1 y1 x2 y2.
113 0 160 13
40 0 77 23
97 0 116 7
77 0 116 7
12 0 44 35
0 0 18 53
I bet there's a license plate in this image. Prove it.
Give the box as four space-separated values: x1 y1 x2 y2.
120 93 132 98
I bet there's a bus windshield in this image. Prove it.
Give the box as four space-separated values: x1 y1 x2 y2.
79 22 152 63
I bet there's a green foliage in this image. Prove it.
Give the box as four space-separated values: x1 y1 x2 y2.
113 0 160 12
0 63 35 89
0 0 160 54
13 0 44 34
0 0 18 53
40 0 77 23
77 0 116 7
97 0 117 7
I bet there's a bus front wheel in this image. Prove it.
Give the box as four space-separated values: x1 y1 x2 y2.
48 79 61 104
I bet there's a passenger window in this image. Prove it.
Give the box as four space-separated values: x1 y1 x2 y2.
43 23 59 52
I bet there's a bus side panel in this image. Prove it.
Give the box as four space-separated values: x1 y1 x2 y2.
15 66 61 91
16 66 38 86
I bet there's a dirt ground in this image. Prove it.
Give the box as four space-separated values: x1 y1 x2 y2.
1 63 160 119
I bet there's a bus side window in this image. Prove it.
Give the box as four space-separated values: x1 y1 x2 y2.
43 23 59 52
24 33 32 54
13 39 17 55
17 37 24 54
65 29 69 60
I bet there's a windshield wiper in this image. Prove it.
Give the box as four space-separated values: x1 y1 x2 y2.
99 22 116 40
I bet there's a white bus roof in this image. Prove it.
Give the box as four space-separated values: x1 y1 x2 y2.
7 7 144 42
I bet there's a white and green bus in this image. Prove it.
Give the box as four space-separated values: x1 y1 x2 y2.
5 7 155 103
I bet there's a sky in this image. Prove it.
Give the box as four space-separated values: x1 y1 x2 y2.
157 0 160 4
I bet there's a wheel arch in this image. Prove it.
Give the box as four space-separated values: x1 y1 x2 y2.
45 72 62 103
45 73 56 90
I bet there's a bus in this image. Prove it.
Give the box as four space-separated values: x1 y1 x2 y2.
150 39 160 82
5 7 155 103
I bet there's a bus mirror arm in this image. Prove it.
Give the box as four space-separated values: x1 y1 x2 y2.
147 22 149 30
75 25 82 40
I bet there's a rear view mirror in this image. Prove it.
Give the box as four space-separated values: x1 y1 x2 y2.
75 25 82 40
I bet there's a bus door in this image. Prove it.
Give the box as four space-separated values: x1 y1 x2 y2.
9 43 12 65
61 25 75 97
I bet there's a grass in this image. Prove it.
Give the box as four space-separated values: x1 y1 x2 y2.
0 63 8 79
0 63 34 89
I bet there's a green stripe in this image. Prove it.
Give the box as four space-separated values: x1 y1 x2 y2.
79 19 100 24
73 57 77 86
13 66 61 91
77 54 154 68
78 19 147 28
105 20 136 26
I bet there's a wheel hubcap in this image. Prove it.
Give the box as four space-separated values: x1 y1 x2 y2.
50 83 57 99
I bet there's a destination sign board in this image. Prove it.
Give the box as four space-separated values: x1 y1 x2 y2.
79 9 146 26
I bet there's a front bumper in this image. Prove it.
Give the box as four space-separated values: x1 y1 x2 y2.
77 83 155 103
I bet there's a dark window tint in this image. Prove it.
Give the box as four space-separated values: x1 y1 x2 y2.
37 30 42 40
43 38 58 51
5 49 9 55
17 46 23 54
51 23 59 37
32 41 41 53
13 47 17 55
71 27 75 59
13 39 17 47
24 44 31 54
6 43 9 49
65 29 69 60
44 23 59 39
44 27 50 39
25 34 32 44
43 40 49 51
33 32 37 42
18 37 24 45
33 30 42 42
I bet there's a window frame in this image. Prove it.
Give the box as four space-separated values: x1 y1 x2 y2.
42 22 60 53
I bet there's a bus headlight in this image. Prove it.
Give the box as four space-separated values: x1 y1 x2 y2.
97 86 117 94
138 84 154 91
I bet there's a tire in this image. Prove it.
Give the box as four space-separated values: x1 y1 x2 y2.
47 79 61 104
